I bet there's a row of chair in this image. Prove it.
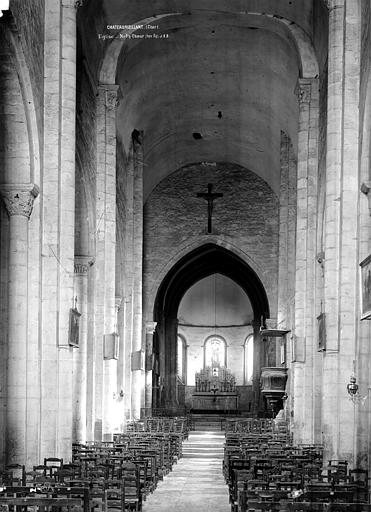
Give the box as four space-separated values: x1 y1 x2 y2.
0 417 187 511
125 416 189 439
223 420 369 512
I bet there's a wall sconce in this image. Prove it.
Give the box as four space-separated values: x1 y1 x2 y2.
347 374 368 405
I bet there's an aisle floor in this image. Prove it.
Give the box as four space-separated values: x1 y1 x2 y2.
142 431 230 512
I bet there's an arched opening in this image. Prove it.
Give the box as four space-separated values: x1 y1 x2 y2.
244 335 254 385
204 336 227 369
153 243 270 415
177 334 187 384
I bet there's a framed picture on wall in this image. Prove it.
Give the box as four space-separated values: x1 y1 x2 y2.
68 307 81 347
360 255 371 320
317 312 326 351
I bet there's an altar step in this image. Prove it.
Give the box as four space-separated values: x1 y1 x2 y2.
190 414 235 431
182 431 225 459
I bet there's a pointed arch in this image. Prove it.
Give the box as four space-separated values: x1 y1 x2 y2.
154 242 270 322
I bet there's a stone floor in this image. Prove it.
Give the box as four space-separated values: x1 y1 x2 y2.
142 431 230 512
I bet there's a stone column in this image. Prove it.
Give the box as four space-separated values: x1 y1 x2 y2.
323 0 360 463
252 320 262 415
278 133 291 328
114 296 125 431
123 295 133 421
85 264 96 442
144 322 157 416
278 132 297 329
72 256 91 442
131 133 144 420
293 78 319 444
95 84 119 440
123 150 134 421
164 317 178 412
41 0 78 461
0 184 39 465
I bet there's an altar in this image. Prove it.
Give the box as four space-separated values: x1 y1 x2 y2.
191 366 238 412
192 392 238 411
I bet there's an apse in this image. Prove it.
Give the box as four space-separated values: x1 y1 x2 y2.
177 273 254 386
178 273 253 326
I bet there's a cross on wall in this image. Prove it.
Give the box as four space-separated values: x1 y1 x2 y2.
196 183 223 233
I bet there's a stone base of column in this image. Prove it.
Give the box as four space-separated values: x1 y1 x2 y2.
131 369 144 419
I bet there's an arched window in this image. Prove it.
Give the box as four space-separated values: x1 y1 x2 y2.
204 336 227 368
177 335 187 383
244 335 254 384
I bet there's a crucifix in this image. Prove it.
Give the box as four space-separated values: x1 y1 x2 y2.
211 382 219 403
196 183 223 233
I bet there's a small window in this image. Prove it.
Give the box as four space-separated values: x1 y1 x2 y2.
244 335 254 384
177 335 187 383
204 336 227 368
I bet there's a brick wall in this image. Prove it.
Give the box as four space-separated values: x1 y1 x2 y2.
143 162 279 319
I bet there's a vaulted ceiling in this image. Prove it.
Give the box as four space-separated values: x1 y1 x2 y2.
80 0 328 199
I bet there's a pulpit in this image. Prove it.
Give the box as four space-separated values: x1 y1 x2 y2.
192 366 238 411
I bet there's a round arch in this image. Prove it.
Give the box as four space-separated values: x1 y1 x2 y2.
99 11 318 85
203 334 227 369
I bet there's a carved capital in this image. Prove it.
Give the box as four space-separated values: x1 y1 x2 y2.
0 184 39 218
99 84 121 111
74 255 92 275
62 0 82 8
324 0 341 11
361 182 371 216
295 81 312 105
145 322 157 335
316 251 325 271
115 296 122 312
132 129 143 152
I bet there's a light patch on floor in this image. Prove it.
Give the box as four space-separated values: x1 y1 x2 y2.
142 430 230 512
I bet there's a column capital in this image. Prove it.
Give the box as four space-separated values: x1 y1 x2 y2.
74 255 92 275
0 183 39 219
98 84 122 111
62 0 83 8
295 79 312 105
115 296 122 312
295 78 319 106
132 129 144 153
145 321 157 335
324 0 344 11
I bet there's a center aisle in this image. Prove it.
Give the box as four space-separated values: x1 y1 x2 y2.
142 431 230 512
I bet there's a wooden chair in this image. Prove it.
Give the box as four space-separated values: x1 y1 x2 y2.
245 500 282 511
0 495 83 511
3 464 26 486
103 485 125 512
122 462 141 511
286 503 326 512
44 457 63 480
